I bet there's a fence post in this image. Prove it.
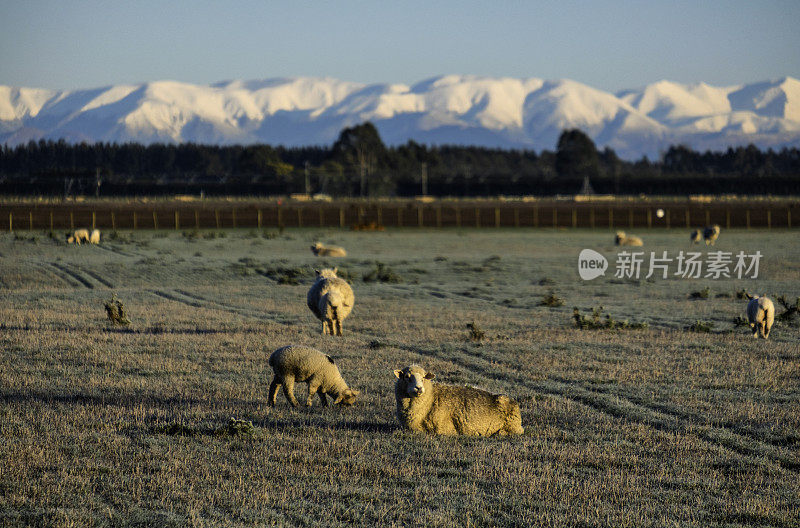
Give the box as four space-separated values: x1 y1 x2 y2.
514 208 520 228
608 207 613 229
257 209 263 229
685 210 690 228
29 211 34 230
232 208 237 228
377 206 382 226
572 208 577 229
152 210 158 230
767 210 771 230
533 204 538 228
647 209 652 228
665 209 670 229
397 206 402 227
339 207 345 228
111 211 116 231
705 210 710 227
495 207 500 228
590 207 595 229
70 211 74 230
92 211 96 230
455 206 461 228
418 205 423 228
8 212 12 232
746 210 751 229
436 206 442 228
358 206 364 225
216 209 221 229
50 210 54 231
133 211 137 230
788 208 792 228
628 208 633 229
175 210 180 230
553 207 557 229
726 209 731 229
475 208 481 228
195 210 200 230
297 208 302 228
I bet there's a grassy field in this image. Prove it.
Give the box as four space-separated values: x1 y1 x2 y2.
1 227 798 527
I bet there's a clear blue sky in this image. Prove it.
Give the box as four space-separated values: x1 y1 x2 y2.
2 0 798 92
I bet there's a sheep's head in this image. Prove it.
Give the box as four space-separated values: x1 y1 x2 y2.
315 268 338 280
614 231 625 245
334 388 360 406
394 365 434 398
311 242 323 254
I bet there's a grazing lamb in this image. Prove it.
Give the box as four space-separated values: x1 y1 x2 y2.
307 268 354 336
89 229 101 244
690 229 702 244
394 364 524 437
614 231 643 246
311 242 347 257
747 295 775 339
703 224 721 245
268 345 360 407
66 229 90 244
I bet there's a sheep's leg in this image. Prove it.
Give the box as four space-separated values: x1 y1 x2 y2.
306 379 321 406
318 392 328 406
322 320 331 335
334 320 342 336
750 323 758 337
281 376 300 407
758 322 766 339
764 325 771 339
267 379 281 406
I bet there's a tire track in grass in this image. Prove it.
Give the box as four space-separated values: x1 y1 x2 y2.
71 264 115 288
93 244 139 258
148 289 297 325
358 330 799 473
49 262 103 289
33 263 81 288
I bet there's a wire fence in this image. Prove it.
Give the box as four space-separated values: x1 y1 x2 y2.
2 200 798 231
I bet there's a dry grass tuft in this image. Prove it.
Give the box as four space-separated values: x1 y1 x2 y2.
103 293 130 326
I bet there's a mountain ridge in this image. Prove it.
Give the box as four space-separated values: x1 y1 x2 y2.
1 75 798 159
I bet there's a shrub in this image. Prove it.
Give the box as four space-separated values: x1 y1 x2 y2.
215 418 261 439
573 306 648 330
466 321 485 342
104 293 131 326
362 262 401 283
540 291 564 307
687 320 714 333
690 286 711 299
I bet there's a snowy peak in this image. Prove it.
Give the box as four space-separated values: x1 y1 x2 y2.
1 76 798 158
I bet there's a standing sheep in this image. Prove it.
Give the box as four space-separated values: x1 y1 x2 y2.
89 229 101 244
690 229 702 244
747 295 775 339
311 242 347 257
66 229 90 244
614 231 643 246
394 364 524 436
307 268 354 336
703 224 721 245
268 345 360 407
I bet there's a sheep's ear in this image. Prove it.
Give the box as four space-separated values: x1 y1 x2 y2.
333 267 338 274
746 293 754 300
393 369 402 379
424 372 435 380
333 394 343 404
314 269 320 275
326 354 335 364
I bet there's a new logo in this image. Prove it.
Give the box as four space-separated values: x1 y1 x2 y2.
578 249 608 280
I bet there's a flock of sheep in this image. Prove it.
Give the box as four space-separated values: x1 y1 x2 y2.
265 241 525 437
615 224 775 339
66 228 101 245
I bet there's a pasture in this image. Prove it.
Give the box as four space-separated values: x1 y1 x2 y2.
1 227 798 527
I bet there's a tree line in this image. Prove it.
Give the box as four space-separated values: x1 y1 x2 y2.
1 123 798 197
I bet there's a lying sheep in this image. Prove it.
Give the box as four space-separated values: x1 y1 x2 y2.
89 229 101 244
615 231 643 246
690 229 702 244
268 345 360 407
307 268 354 336
394 364 524 436
747 295 775 339
311 242 347 257
66 229 90 244
703 224 721 245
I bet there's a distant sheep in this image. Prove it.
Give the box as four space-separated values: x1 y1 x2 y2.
747 295 775 339
394 364 524 436
307 268 354 336
311 242 347 257
690 229 702 244
268 345 360 407
66 229 90 244
703 224 721 245
89 229 101 244
615 231 643 246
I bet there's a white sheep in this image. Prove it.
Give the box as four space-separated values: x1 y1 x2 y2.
703 224 720 245
690 229 702 244
394 364 524 436
615 231 643 246
311 242 347 257
747 295 775 339
307 268 354 336
268 345 360 407
66 229 90 244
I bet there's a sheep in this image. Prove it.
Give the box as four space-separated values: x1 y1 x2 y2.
89 229 101 244
746 295 775 339
394 364 524 437
614 231 643 246
307 268 354 336
311 242 347 257
66 229 90 244
703 224 721 245
690 229 702 244
268 345 360 407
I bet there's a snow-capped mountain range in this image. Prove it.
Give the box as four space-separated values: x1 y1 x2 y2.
1 75 799 159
